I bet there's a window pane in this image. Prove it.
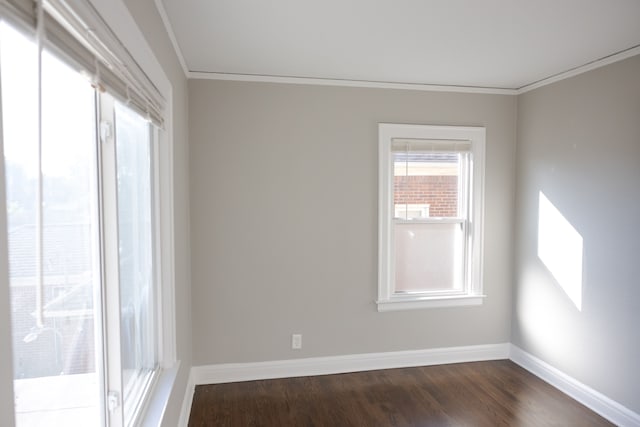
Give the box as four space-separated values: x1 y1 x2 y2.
1 23 102 426
115 103 156 423
394 222 464 292
393 152 460 219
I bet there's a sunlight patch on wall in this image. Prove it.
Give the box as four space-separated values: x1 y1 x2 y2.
537 192 584 311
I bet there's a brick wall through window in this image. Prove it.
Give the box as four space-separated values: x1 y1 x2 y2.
393 175 458 217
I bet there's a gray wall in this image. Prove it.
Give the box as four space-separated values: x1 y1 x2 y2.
189 80 517 365
123 1 192 425
513 55 640 413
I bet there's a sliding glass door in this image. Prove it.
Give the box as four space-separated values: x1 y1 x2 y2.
1 19 160 427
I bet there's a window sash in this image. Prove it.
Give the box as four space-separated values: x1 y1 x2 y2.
114 100 159 426
391 219 469 296
393 217 465 224
99 94 160 427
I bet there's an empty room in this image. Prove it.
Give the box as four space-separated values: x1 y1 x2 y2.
0 0 638 426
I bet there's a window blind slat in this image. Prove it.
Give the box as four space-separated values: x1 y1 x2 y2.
1 0 165 128
391 138 471 153
0 0 37 31
45 0 165 127
44 13 164 126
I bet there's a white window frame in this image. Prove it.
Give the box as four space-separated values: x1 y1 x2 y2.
394 203 430 219
92 4 179 427
378 123 486 312
98 95 159 427
87 1 178 425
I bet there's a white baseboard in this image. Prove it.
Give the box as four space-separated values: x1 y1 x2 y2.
510 345 640 427
192 343 510 385
177 369 196 427
178 343 640 427
177 343 509 424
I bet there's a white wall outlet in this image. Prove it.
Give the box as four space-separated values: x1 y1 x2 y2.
291 334 302 350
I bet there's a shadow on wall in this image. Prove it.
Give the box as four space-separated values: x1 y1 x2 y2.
537 191 584 312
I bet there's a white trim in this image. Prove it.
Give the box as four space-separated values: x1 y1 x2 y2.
178 343 510 425
377 124 485 311
177 369 195 427
156 95 178 367
140 360 180 427
187 71 518 95
132 7 639 97
180 344 640 427
184 48 640 96
153 0 189 78
517 45 640 94
191 344 510 386
88 0 170 100
510 345 640 427
377 295 485 312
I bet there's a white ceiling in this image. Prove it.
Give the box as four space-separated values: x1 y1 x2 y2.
159 0 640 91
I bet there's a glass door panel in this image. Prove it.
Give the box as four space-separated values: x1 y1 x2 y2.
114 103 156 425
1 23 103 426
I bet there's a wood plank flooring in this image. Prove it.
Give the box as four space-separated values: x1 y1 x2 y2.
188 360 613 426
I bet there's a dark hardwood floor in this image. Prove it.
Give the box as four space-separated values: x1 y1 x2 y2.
188 360 613 426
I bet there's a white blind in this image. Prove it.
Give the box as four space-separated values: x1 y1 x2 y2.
0 0 165 127
391 138 471 153
1 0 34 26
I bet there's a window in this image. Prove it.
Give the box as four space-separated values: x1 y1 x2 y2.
0 1 173 424
114 102 157 421
2 25 104 425
378 123 485 311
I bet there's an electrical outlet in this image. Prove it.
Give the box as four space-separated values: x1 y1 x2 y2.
291 334 302 350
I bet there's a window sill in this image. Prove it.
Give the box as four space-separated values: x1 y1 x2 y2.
376 295 485 312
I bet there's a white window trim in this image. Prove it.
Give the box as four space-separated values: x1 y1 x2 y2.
377 123 486 312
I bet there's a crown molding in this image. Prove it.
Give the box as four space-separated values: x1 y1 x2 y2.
154 0 189 78
152 4 639 96
187 71 519 95
188 42 640 96
517 44 640 94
